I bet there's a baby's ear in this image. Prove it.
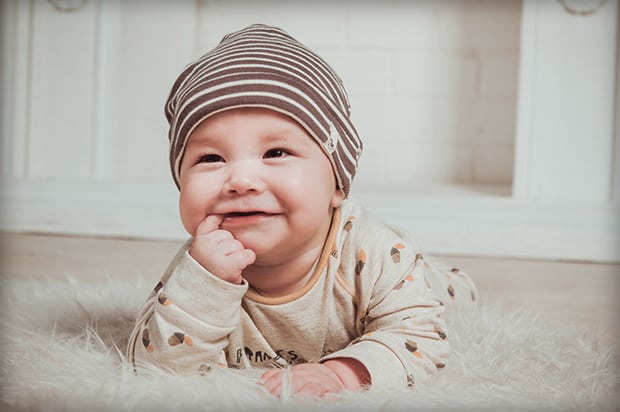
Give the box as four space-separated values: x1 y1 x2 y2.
330 188 345 208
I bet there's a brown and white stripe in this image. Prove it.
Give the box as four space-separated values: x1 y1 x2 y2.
165 24 363 196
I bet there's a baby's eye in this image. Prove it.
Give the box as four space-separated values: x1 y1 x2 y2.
198 154 224 163
263 148 289 159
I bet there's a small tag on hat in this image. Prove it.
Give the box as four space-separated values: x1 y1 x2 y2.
325 123 339 153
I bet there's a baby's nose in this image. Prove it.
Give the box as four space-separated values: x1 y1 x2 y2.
223 162 265 194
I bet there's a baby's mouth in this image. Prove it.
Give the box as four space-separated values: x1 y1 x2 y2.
222 211 276 221
221 211 278 226
225 211 264 218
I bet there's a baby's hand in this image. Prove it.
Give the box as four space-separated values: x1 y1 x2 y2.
260 360 369 398
189 215 256 284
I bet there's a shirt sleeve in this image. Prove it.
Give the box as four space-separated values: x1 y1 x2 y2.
126 244 248 374
320 209 450 389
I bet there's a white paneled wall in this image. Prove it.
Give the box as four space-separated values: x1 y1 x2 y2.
2 0 521 188
1 0 619 262
194 0 520 190
1 0 198 181
514 0 618 203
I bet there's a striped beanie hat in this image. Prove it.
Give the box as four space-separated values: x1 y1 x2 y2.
165 24 363 196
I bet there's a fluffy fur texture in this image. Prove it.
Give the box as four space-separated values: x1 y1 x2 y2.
1 276 618 412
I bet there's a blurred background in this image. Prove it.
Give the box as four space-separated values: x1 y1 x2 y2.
1 0 618 263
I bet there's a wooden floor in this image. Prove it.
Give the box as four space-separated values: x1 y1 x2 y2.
2 232 619 345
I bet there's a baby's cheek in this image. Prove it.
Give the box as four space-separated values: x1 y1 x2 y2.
179 213 194 236
178 196 201 236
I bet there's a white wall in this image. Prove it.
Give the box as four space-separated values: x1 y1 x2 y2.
514 0 618 203
194 0 521 190
1 0 619 262
1 0 520 188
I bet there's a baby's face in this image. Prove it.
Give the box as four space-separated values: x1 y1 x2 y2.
178 107 344 265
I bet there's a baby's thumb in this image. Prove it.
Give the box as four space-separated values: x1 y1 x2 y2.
243 249 257 266
195 215 224 237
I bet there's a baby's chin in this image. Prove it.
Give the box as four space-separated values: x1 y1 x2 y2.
226 227 276 248
239 243 289 268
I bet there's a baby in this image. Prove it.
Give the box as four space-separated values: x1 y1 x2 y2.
127 24 477 398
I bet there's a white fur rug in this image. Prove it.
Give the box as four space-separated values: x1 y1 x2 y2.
1 276 618 412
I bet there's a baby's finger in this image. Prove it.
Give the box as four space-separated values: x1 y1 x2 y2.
214 238 246 256
226 248 256 268
240 249 256 265
260 369 281 382
259 370 282 396
195 215 224 237
296 381 328 398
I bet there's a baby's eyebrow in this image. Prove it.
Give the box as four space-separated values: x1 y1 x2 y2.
186 133 218 149
263 126 310 143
